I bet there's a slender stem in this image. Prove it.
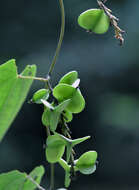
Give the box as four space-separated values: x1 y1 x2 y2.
45 1 65 189
18 75 49 83
48 0 65 77
50 164 55 190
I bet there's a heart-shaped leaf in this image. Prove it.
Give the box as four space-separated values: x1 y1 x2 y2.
78 9 110 34
0 59 36 141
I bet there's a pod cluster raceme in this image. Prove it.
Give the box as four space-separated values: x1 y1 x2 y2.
78 8 110 34
31 71 97 188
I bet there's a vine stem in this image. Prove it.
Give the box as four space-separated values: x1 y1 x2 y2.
47 0 65 77
46 1 65 189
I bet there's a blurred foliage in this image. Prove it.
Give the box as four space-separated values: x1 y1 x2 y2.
0 0 139 189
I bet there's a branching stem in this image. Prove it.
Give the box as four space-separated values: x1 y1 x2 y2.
18 75 49 83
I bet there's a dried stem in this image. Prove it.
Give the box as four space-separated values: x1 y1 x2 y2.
97 0 125 45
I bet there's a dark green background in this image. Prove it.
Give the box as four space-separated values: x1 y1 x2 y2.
0 0 139 189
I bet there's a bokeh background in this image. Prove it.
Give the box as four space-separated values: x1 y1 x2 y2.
0 0 139 189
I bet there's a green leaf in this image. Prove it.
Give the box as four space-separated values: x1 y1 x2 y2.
75 151 97 175
46 135 66 163
59 71 78 85
78 9 110 34
66 88 85 113
32 89 49 104
0 170 26 190
23 166 45 190
53 84 76 102
0 59 36 141
0 166 45 190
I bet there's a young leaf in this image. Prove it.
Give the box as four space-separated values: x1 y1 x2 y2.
75 151 97 175
59 71 78 85
78 9 110 34
0 59 36 142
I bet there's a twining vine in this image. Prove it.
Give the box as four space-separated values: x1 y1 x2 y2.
0 0 125 190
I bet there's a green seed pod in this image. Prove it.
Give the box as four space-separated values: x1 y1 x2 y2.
66 88 85 113
59 71 78 85
53 84 76 102
32 89 49 104
75 151 97 175
78 9 110 34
